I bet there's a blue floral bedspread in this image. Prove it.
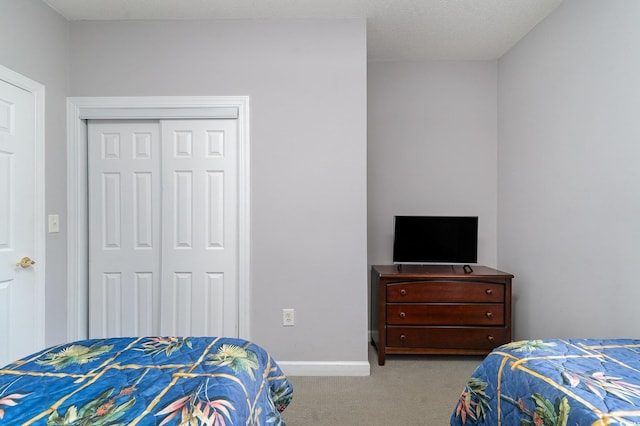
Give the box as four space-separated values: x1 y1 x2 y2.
450 339 640 426
0 336 293 425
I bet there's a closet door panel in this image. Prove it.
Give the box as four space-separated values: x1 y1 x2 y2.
88 120 161 338
89 119 239 338
160 120 238 337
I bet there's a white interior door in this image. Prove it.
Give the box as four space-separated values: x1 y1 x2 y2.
88 119 238 338
88 121 161 337
0 71 44 366
160 120 238 336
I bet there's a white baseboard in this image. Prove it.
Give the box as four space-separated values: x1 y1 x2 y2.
279 360 371 376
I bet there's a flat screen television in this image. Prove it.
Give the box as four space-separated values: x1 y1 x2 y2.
392 216 478 264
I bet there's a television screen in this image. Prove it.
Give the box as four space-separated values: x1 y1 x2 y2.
392 216 478 264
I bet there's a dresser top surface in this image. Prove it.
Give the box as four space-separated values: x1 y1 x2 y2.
372 264 513 279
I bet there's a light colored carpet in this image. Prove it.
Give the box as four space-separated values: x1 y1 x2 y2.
282 345 483 425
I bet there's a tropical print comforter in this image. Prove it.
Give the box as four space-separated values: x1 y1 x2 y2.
450 339 640 426
0 336 293 425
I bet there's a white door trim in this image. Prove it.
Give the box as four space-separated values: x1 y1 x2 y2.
66 96 251 341
0 64 46 349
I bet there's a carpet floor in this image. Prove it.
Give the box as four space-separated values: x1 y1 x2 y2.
281 345 483 425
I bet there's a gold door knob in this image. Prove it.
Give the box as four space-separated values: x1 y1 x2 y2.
16 257 36 268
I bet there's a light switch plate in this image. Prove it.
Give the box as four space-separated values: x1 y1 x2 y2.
48 214 60 233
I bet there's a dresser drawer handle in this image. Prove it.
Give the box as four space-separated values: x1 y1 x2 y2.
400 289 407 296
486 312 493 319
400 334 406 342
485 289 493 295
399 312 406 319
487 335 495 342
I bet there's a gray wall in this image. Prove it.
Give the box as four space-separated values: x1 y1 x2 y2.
498 0 640 339
69 19 368 362
368 61 499 267
1 2 368 365
0 0 70 345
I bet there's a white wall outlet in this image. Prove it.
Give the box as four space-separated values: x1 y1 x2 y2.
282 308 295 326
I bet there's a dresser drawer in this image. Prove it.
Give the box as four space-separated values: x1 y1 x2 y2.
387 281 504 303
387 304 504 326
387 326 508 350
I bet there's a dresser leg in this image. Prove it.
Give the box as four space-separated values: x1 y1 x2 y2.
370 338 386 365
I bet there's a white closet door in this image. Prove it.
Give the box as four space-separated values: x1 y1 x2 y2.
88 119 238 338
160 120 238 337
88 120 161 338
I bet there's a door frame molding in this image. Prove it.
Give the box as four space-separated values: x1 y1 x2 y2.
66 96 251 341
0 65 46 350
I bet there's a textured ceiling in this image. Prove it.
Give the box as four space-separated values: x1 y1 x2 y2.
41 0 563 61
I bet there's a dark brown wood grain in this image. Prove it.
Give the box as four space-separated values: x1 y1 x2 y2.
370 264 513 365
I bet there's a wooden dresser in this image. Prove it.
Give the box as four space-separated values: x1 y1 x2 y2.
370 264 513 365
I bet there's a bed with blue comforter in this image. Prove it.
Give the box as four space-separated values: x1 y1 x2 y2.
450 339 640 426
0 336 293 425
